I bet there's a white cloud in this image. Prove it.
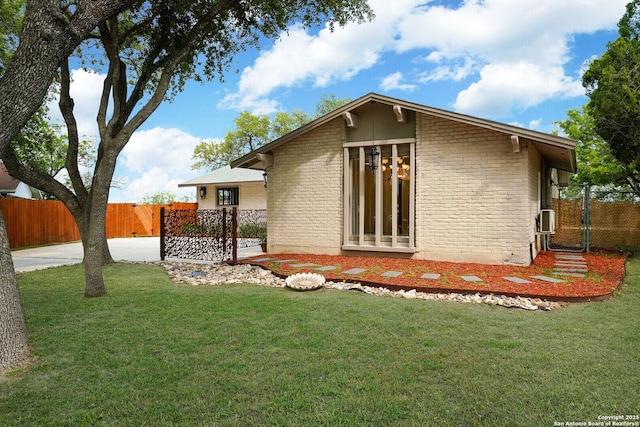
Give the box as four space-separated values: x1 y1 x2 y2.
222 0 626 118
418 57 478 83
113 127 202 202
120 127 200 174
453 62 584 116
528 119 543 131
394 0 625 116
120 168 195 202
380 72 417 92
48 68 104 138
220 0 420 112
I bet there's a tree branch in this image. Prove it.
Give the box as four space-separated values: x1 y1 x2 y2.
59 59 88 205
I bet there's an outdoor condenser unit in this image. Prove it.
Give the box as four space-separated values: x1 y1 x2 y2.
538 209 555 234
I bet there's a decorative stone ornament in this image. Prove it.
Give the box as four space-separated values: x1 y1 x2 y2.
285 273 326 291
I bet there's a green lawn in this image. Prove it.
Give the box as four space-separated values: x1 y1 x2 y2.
2 258 639 426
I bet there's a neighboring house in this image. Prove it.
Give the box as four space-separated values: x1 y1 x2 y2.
0 163 42 199
231 93 576 266
178 165 266 210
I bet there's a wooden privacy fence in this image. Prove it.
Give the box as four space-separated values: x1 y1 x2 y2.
552 197 640 251
0 198 197 249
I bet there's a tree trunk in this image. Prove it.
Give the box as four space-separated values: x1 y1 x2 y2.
76 216 114 267
0 0 137 372
82 147 119 298
0 209 30 374
83 232 107 298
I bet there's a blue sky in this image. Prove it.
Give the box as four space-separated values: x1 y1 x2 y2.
53 0 629 202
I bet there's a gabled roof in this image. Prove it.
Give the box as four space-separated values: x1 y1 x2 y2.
231 92 577 173
178 165 263 187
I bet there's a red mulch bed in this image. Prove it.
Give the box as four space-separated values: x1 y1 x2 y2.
239 251 627 302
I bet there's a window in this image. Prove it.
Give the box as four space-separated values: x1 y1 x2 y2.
217 187 239 206
343 140 415 252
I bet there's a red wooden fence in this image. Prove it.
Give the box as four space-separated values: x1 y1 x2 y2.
0 199 197 249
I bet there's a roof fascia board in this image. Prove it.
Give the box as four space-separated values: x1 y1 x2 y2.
231 92 576 169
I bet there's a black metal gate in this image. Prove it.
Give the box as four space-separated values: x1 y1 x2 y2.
160 207 266 263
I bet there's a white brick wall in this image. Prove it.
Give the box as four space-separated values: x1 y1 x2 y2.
267 118 345 254
414 114 532 265
528 146 542 258
238 182 267 210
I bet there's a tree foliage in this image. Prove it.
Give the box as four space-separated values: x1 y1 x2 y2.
13 105 94 184
0 0 22 74
0 0 138 375
555 107 640 200
192 94 352 171
139 190 192 204
582 0 640 197
2 1 372 297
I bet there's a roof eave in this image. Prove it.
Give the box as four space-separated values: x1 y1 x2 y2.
230 92 578 171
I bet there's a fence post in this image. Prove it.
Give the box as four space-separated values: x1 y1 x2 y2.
159 207 165 260
222 208 227 262
584 185 591 253
232 207 238 264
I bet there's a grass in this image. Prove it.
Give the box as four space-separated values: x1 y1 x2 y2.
1 260 639 426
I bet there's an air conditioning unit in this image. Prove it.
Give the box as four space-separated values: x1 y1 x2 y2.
538 209 555 234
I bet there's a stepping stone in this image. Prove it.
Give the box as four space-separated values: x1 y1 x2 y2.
273 259 298 264
420 273 441 280
555 255 585 261
503 276 532 284
554 272 586 278
251 257 273 262
315 266 338 271
531 275 566 283
381 271 402 278
554 262 587 267
554 267 588 272
460 275 483 282
289 263 318 268
343 268 366 275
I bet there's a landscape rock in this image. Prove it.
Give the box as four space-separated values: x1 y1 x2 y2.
154 261 565 311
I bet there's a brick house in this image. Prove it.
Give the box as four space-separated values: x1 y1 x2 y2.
231 93 576 266
178 165 266 210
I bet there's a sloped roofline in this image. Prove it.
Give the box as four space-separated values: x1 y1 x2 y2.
231 92 577 172
178 165 263 187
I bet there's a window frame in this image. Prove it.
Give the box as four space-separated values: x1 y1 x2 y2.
216 187 240 206
342 138 416 253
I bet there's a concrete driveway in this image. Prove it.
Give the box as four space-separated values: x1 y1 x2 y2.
11 237 263 272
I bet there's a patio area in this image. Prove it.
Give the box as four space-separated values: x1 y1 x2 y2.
239 250 627 302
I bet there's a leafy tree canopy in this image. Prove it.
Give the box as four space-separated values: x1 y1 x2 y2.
554 107 639 200
139 190 192 204
0 0 23 74
582 0 640 196
192 94 352 171
1 2 93 197
1 0 372 297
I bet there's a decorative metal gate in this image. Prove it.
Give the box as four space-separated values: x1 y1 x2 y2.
160 207 267 263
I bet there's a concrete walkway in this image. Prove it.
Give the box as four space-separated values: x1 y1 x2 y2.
11 237 263 272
